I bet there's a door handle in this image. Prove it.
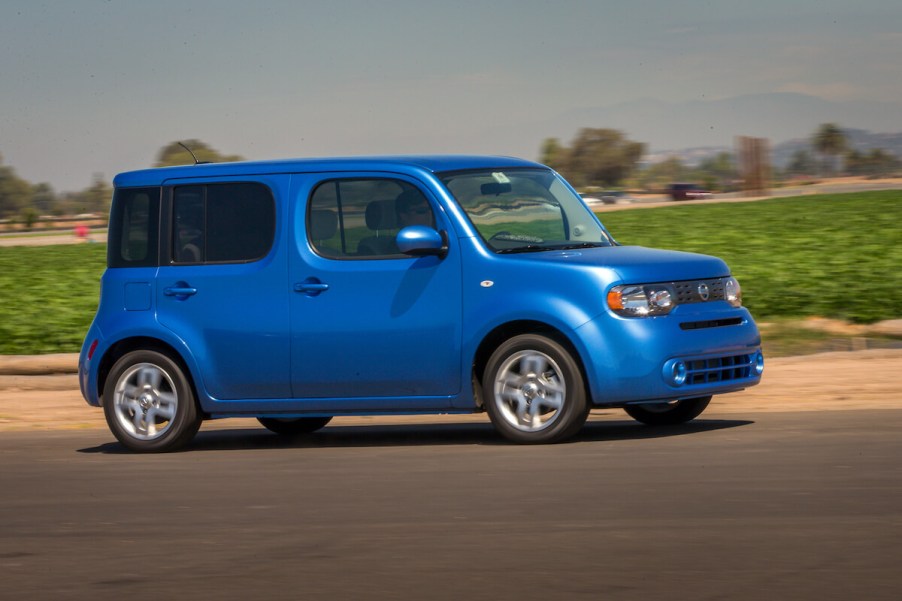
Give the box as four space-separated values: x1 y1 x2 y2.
294 278 329 296
163 285 198 298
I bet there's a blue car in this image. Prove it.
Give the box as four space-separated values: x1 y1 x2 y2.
79 155 763 452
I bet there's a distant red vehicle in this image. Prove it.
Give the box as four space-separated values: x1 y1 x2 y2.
670 183 712 201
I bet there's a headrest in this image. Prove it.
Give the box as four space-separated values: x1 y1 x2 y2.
309 209 337 240
365 199 397 230
394 189 428 214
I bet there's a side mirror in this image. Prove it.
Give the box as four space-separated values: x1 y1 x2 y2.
396 226 448 258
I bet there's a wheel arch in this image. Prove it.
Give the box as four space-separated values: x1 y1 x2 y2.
97 337 200 413
472 320 590 406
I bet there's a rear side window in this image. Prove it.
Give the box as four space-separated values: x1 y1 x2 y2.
108 187 160 268
172 182 275 264
308 179 433 259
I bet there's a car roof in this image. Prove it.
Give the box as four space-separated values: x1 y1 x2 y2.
113 155 545 187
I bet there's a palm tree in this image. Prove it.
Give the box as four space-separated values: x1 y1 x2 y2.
811 123 847 176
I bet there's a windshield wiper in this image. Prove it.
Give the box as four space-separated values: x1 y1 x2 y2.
496 241 609 254
495 245 549 254
553 242 608 250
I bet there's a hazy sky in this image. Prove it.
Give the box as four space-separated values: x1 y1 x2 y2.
2 0 901 192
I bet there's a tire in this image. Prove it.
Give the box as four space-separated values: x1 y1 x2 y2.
623 396 712 426
257 416 333 436
482 334 589 444
102 350 201 453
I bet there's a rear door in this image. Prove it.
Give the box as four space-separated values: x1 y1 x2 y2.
155 175 291 400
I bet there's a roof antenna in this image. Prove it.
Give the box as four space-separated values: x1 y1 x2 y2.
178 141 208 165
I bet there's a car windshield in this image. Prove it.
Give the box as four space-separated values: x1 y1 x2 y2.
439 168 614 253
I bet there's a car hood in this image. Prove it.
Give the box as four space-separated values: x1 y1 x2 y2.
513 245 731 283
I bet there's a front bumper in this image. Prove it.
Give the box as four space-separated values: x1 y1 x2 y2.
576 304 763 406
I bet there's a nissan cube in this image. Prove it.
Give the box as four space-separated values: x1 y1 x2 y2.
79 155 763 452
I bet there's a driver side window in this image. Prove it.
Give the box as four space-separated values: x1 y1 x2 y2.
308 179 434 259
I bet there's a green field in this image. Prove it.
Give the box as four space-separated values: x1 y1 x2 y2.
600 191 902 324
0 243 107 355
0 191 900 355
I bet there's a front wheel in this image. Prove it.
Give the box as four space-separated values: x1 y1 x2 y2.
103 350 201 452
623 396 712 426
257 416 333 436
483 334 589 444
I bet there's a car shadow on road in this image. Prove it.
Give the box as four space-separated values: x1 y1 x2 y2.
77 417 754 454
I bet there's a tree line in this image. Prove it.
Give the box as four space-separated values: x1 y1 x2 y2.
2 126 900 226
0 140 242 226
786 123 901 178
543 123 901 194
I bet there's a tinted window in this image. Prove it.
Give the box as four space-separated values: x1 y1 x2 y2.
108 187 160 268
308 179 433 259
172 182 275 264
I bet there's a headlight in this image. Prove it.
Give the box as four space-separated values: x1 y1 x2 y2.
725 276 742 308
607 284 675 317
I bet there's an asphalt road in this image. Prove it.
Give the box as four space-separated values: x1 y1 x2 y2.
2 410 901 601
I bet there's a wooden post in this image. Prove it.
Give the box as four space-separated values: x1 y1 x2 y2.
736 136 770 197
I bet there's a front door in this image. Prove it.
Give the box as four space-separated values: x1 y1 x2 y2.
288 174 462 408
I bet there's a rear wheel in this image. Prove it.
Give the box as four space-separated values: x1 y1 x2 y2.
103 350 201 452
483 334 589 444
623 396 712 426
257 416 333 436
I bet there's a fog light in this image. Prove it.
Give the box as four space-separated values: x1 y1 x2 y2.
754 351 765 375
663 360 687 386
673 361 687 385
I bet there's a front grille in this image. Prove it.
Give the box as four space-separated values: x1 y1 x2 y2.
673 278 726 304
685 353 756 385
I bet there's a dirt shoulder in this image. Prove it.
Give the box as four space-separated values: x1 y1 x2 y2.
1 349 900 432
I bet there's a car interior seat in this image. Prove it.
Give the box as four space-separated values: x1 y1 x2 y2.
309 208 339 256
356 199 399 256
